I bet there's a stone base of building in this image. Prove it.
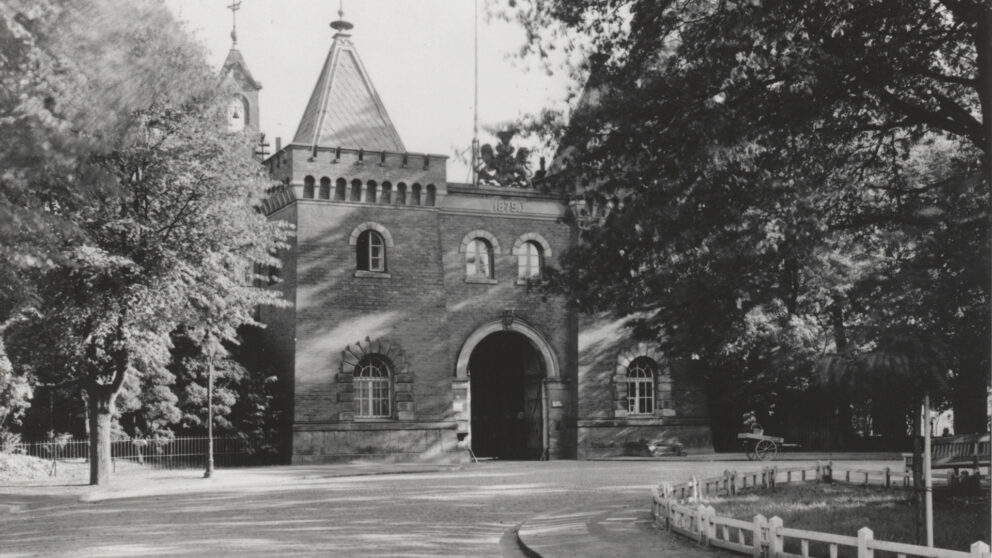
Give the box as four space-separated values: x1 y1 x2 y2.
576 419 714 459
291 422 468 464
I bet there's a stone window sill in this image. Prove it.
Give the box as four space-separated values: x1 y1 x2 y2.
354 270 391 279
515 278 545 286
465 276 497 285
355 417 395 422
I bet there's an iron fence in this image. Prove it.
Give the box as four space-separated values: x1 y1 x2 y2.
5 436 267 474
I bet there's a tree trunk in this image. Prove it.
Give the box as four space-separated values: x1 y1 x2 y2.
830 303 847 353
87 389 115 486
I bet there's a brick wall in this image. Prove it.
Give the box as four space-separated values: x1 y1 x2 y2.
262 173 712 461
576 312 714 458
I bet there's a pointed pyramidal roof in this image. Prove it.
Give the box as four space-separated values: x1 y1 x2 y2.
292 18 405 152
221 47 262 91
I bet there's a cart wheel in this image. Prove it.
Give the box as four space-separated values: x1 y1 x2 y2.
755 440 778 461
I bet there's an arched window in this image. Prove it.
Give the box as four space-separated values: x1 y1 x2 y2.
366 180 377 203
411 183 422 205
303 175 315 198
425 184 436 206
517 241 543 280
351 179 362 201
626 357 656 415
356 230 386 272
335 178 347 200
319 176 331 200
465 238 493 278
381 182 392 204
396 183 407 204
355 354 392 418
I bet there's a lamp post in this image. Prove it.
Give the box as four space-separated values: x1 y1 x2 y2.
923 393 933 547
204 339 215 479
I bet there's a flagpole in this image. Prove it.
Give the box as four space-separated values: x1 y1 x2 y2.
471 0 479 188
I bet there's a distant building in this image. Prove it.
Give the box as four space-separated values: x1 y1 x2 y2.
221 14 714 463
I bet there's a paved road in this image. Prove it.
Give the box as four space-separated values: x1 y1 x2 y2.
0 459 899 557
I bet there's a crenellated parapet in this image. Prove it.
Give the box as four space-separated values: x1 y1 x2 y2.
262 144 447 214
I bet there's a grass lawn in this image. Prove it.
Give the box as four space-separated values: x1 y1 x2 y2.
709 482 989 553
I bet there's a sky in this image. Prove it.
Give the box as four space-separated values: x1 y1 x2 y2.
163 0 575 182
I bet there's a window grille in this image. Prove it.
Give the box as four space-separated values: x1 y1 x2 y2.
355 355 391 418
627 357 656 415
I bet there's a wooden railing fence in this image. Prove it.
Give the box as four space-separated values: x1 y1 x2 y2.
652 463 991 558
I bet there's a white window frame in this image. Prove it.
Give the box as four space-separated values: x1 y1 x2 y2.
465 238 493 278
366 231 385 272
626 358 655 415
517 240 543 280
355 355 392 418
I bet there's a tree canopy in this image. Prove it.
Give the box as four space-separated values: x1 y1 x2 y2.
0 0 289 482
508 0 991 444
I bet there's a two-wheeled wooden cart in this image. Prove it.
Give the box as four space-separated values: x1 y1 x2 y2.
738 431 801 461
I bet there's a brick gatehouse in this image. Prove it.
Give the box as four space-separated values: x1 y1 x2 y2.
221 15 713 463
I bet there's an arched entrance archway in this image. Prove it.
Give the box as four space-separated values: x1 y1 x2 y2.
454 320 558 460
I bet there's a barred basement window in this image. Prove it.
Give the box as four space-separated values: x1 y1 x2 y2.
465 238 493 279
627 357 656 415
355 355 392 418
356 230 386 272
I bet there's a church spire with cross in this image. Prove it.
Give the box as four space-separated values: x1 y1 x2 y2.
219 1 261 136
292 0 405 152
228 1 241 45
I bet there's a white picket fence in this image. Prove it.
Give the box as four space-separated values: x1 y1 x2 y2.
652 463 991 558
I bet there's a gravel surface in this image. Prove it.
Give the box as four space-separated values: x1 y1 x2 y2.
0 458 901 557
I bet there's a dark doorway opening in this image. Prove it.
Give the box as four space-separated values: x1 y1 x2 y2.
468 331 545 459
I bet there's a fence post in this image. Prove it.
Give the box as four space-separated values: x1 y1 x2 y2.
971 541 990 558
845 470 851 483
690 475 699 503
731 470 738 496
816 461 822 482
752 514 767 558
697 504 708 546
769 516 784 558
884 467 891 488
706 505 717 542
761 467 768 489
771 466 777 489
826 462 833 482
857 527 873 558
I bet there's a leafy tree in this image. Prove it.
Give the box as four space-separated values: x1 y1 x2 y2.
509 0 990 444
0 329 32 436
1 0 288 484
